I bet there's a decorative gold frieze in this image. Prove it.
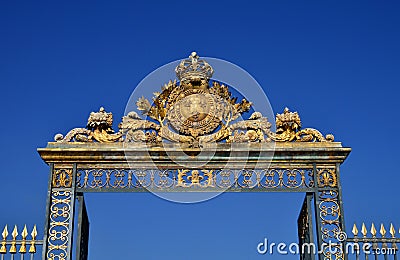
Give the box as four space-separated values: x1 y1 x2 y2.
317 168 337 188
52 169 73 188
76 168 315 190
177 169 215 187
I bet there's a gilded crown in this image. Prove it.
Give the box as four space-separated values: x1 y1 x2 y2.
175 52 214 82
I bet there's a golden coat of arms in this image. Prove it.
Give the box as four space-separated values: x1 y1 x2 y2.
55 52 334 146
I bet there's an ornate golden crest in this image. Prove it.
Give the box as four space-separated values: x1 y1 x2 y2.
55 52 335 145
167 92 223 137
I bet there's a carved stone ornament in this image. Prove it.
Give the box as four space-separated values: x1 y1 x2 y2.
55 52 334 145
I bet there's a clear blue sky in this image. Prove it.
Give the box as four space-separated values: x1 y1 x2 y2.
1 1 399 259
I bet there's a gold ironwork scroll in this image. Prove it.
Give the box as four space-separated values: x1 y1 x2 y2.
47 190 72 260
45 166 76 260
76 168 315 191
314 167 345 260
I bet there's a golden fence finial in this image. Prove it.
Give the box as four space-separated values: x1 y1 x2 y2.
0 225 7 254
361 223 367 237
1 225 8 240
19 225 28 254
390 223 396 238
352 223 358 236
371 223 377 237
380 224 386 237
28 225 37 253
9 225 18 253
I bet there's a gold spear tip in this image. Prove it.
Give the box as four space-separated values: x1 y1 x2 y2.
19 225 27 254
1 225 8 239
380 223 386 237
31 225 37 239
21 225 28 239
352 223 359 236
390 223 396 238
28 225 38 253
11 225 18 239
371 223 377 236
361 223 367 236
